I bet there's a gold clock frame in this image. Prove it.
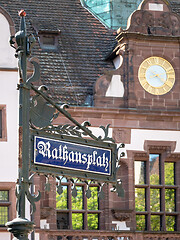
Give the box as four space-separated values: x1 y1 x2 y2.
138 56 175 95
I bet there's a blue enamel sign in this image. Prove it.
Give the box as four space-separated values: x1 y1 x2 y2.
34 136 112 176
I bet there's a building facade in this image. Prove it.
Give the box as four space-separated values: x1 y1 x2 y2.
0 0 180 240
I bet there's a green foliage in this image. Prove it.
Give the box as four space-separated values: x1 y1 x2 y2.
87 187 98 210
135 188 145 212
166 216 175 231
56 186 68 210
0 207 8 225
165 163 174 185
150 189 160 212
136 215 145 231
72 186 83 210
72 213 83 229
88 214 98 230
150 173 159 185
151 215 160 231
165 189 175 212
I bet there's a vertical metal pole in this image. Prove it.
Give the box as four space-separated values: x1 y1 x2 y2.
18 11 29 219
6 11 34 240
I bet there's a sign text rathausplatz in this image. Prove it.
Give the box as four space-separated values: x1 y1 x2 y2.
34 136 112 176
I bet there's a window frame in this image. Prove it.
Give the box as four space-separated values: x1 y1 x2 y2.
0 182 16 227
0 105 7 142
56 180 101 230
0 191 9 226
134 151 178 232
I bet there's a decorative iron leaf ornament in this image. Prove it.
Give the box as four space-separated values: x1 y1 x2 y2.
85 186 92 199
71 184 77 198
98 124 115 143
30 95 56 128
57 180 63 195
45 177 51 192
98 183 105 200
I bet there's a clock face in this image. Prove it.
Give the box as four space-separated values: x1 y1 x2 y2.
138 57 175 95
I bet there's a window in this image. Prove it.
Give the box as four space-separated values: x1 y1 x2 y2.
39 34 58 51
135 154 177 231
56 178 100 230
0 105 7 141
0 190 9 226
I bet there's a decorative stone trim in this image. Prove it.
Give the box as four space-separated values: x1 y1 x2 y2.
41 207 54 219
111 209 133 221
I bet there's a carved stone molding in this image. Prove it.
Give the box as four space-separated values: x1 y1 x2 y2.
41 207 53 219
113 128 131 144
144 140 176 155
122 0 180 37
111 209 133 221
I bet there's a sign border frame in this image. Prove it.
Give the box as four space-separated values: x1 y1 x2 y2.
30 130 118 183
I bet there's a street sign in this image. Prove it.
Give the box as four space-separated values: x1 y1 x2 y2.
31 131 117 183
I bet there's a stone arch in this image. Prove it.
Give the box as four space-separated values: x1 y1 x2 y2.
0 6 17 68
0 6 16 36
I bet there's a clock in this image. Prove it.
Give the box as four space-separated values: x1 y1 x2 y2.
138 56 175 95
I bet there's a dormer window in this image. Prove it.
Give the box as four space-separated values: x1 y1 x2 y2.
31 20 60 51
39 34 58 51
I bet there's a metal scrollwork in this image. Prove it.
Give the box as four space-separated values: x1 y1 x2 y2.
16 174 41 215
30 93 115 143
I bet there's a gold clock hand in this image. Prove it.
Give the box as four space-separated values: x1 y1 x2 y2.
156 75 166 83
150 74 158 78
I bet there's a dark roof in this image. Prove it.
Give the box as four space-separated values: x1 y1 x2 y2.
0 0 180 105
0 0 116 106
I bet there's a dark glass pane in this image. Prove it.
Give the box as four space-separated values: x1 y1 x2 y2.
72 213 83 229
149 154 160 185
135 161 146 185
72 186 83 210
0 110 2 138
165 163 175 185
57 212 69 229
0 206 8 225
166 216 176 231
87 187 98 210
43 36 55 45
136 215 146 231
88 214 98 230
151 215 160 231
135 188 145 212
56 186 68 210
165 189 175 212
150 189 160 212
0 191 8 201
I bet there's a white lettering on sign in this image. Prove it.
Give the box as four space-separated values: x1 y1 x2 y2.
37 140 109 172
149 3 163 11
